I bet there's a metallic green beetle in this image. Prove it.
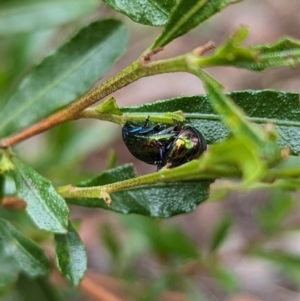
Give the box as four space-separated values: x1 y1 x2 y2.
122 117 207 171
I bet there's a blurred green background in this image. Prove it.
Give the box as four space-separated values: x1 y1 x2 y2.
1 0 300 300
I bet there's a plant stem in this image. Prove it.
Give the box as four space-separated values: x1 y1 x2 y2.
78 109 123 125
57 159 239 202
0 54 188 148
79 109 185 125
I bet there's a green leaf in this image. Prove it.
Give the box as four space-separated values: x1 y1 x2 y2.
198 29 300 71
256 189 294 234
152 0 242 49
67 164 212 217
0 19 128 137
0 0 100 35
0 31 56 115
101 224 122 260
121 90 300 153
122 215 200 259
252 37 300 70
0 252 19 294
195 70 269 151
205 136 266 183
54 222 87 286
42 122 119 170
10 157 69 233
103 0 176 26
209 215 232 252
96 97 122 115
0 175 4 201
252 248 300 264
0 218 50 278
136 275 169 301
271 156 300 178
255 250 300 286
106 150 117 169
14 275 63 301
252 248 300 285
209 264 239 292
0 153 15 174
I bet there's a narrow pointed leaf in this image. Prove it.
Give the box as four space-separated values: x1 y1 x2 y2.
0 19 128 137
0 175 4 201
15 275 63 301
209 215 232 252
252 249 300 285
198 30 300 71
196 70 267 149
50 123 119 168
205 136 265 182
103 0 176 26
252 37 300 70
121 90 300 153
153 0 242 49
252 248 300 267
101 224 122 259
0 252 19 292
256 190 294 234
0 218 50 277
122 215 200 259
0 0 100 35
10 158 69 233
67 164 212 217
55 222 87 286
209 264 239 292
271 156 300 178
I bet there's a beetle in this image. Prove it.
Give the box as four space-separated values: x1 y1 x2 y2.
122 117 207 171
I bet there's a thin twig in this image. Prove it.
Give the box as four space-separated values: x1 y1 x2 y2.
0 54 188 148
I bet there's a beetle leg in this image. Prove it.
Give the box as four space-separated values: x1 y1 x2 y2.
156 140 165 159
129 126 143 134
142 116 163 134
139 116 162 135
143 116 150 127
153 140 165 171
156 162 163 171
128 116 151 135
166 141 173 150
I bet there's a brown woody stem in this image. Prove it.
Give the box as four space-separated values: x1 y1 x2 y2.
0 54 188 148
